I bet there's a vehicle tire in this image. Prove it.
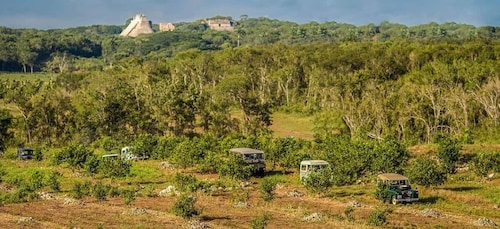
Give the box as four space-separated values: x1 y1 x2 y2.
391 195 398 205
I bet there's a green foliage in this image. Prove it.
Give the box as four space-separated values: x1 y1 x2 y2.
217 151 254 180
121 189 136 205
47 171 61 192
231 188 250 203
302 167 334 194
174 173 202 193
53 144 94 169
72 181 92 199
375 182 389 201
172 194 199 219
0 109 13 152
436 136 462 174
251 212 272 229
367 208 391 226
33 149 43 161
92 181 110 201
98 157 131 178
133 133 157 159
469 151 500 177
406 158 447 187
171 140 205 169
29 170 44 190
259 177 277 201
84 155 100 175
371 137 410 174
319 136 369 185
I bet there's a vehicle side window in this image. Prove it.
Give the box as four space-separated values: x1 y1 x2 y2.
300 165 307 171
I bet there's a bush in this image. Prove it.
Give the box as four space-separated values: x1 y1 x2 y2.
302 167 333 195
436 136 462 174
33 149 43 161
367 208 390 226
406 158 446 187
72 181 92 199
470 151 500 177
251 212 272 229
98 157 131 178
47 171 61 192
29 171 45 190
259 177 277 201
121 189 136 205
216 152 254 180
172 194 199 219
174 173 202 193
93 181 110 201
52 144 94 169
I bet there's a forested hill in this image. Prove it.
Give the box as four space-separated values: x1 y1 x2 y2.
0 17 499 72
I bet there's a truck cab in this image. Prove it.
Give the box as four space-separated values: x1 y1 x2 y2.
300 160 329 181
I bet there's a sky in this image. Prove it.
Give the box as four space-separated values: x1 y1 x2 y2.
0 0 498 29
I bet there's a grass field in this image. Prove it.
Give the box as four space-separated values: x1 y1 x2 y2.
0 155 498 228
0 86 498 228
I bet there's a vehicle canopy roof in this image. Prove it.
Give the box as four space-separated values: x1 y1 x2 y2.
377 173 409 181
229 148 264 155
300 160 329 166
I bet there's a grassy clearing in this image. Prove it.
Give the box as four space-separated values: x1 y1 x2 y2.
270 112 314 139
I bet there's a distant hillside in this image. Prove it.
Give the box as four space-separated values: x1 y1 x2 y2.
1 17 499 72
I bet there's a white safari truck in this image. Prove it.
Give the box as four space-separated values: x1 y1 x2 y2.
300 160 329 181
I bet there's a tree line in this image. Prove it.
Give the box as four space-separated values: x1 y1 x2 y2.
1 40 499 148
1 18 499 72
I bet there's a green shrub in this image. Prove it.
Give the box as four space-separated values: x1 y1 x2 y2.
174 173 202 193
47 171 61 192
216 152 253 180
470 151 500 177
84 155 100 175
436 135 462 174
29 170 45 190
259 177 277 201
251 212 272 229
303 167 333 195
367 208 389 226
406 158 447 187
33 149 43 161
98 157 131 178
172 194 199 219
121 189 136 205
52 144 94 169
93 181 110 201
72 181 91 199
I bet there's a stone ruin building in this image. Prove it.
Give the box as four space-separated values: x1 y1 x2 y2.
205 19 236 31
159 22 176 32
120 14 155 37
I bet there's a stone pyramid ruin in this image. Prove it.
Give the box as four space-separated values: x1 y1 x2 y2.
120 14 154 37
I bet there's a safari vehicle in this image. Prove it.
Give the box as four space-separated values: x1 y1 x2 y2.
17 147 34 160
300 160 329 181
229 148 266 175
101 146 148 161
376 173 419 205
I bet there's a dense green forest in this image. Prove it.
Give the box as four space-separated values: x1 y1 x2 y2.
1 17 499 72
1 17 500 152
